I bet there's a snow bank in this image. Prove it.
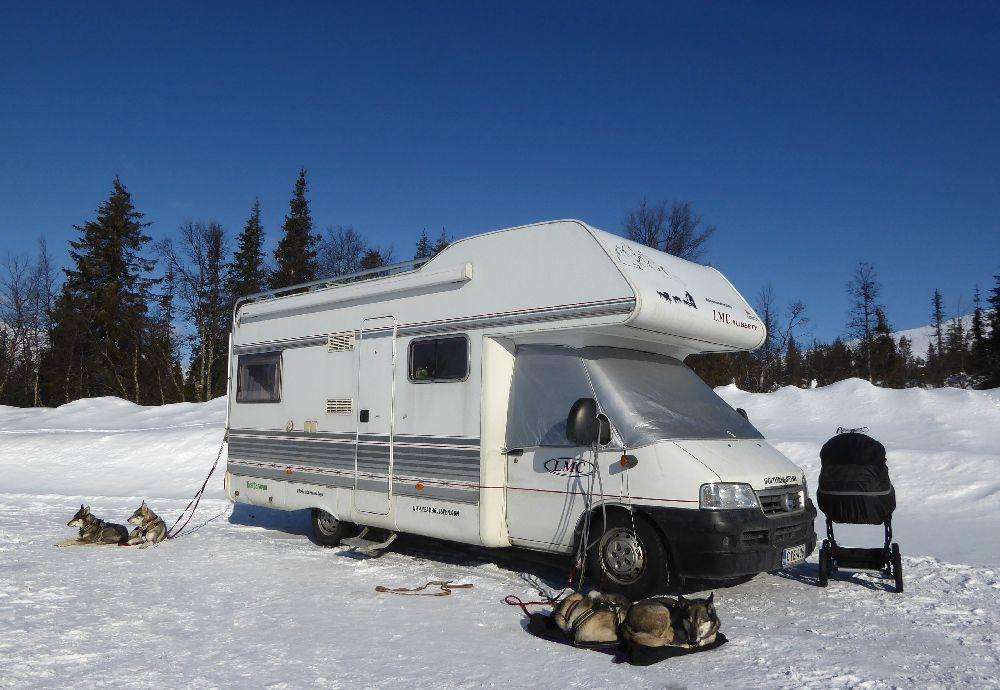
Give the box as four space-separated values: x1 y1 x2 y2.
0 396 227 501
717 379 1000 567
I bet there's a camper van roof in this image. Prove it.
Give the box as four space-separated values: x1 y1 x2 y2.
234 219 765 357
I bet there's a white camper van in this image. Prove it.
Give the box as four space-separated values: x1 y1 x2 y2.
224 220 816 597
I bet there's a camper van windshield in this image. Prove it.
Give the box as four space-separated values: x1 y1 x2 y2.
581 347 762 445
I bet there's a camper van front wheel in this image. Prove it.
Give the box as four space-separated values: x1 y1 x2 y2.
585 511 669 599
310 509 356 547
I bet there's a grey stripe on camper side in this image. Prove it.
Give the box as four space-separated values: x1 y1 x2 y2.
228 435 481 482
229 467 479 504
229 429 481 448
231 297 636 354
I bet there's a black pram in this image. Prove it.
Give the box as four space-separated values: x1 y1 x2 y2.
815 428 903 593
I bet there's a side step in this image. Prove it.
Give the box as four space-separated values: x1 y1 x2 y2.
340 527 398 557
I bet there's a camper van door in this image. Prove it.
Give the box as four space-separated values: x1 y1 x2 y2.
354 316 396 515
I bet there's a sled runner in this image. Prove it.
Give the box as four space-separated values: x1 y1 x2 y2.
815 428 903 593
526 612 728 665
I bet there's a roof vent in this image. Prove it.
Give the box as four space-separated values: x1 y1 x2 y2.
327 331 355 352
325 398 353 415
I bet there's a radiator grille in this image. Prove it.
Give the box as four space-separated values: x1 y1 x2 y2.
327 331 355 352
325 398 353 415
756 486 804 516
774 524 803 543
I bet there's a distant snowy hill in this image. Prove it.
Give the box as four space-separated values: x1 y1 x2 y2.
890 312 989 356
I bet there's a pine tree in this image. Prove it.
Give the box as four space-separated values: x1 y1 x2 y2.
414 229 432 260
930 289 946 386
984 272 1000 387
43 177 155 403
897 335 915 385
871 308 904 387
226 198 267 305
271 169 320 289
944 315 967 379
360 248 386 270
432 228 450 255
784 336 803 388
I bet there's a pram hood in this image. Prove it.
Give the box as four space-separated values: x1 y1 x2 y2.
817 431 895 525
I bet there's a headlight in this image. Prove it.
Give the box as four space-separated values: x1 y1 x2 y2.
699 483 759 510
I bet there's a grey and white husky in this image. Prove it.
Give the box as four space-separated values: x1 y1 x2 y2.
553 590 631 646
125 501 168 546
58 505 129 547
622 593 721 648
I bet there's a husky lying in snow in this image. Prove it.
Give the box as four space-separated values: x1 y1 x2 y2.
553 591 631 645
622 593 721 648
57 505 129 547
125 501 168 546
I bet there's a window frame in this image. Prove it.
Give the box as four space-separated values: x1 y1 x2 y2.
407 334 471 383
235 350 283 403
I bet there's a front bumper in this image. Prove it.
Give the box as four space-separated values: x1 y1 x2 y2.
642 499 817 579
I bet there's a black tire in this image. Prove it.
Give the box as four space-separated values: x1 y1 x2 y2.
310 508 356 547
818 541 830 588
891 543 903 593
583 510 670 599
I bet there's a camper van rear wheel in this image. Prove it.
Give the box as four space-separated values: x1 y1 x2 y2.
310 509 355 547
585 510 669 599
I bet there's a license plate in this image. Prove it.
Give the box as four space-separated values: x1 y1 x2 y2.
782 544 807 567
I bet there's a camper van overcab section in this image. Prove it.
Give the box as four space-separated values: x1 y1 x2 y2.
224 220 816 597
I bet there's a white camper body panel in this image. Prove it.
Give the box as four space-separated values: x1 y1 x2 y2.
225 220 802 558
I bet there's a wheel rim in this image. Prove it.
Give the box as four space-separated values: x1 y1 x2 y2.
315 511 340 536
599 527 645 584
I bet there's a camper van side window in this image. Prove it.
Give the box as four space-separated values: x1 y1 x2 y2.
236 352 282 402
408 336 469 382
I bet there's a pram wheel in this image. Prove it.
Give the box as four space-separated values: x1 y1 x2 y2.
891 543 903 593
818 540 831 587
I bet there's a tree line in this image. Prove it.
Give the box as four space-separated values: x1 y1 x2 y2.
1 188 997 407
624 198 1000 392
0 170 449 407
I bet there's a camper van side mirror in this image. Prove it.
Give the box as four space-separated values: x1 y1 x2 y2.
736 407 749 421
566 398 600 446
597 413 612 446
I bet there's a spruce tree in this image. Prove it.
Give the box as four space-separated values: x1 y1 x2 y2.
271 169 320 289
871 308 904 387
984 272 1000 387
784 336 803 388
432 228 450 255
43 177 155 403
414 229 432 260
969 285 988 380
897 336 915 385
930 289 946 385
227 198 267 305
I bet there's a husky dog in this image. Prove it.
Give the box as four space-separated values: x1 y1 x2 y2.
58 505 129 547
553 591 631 646
125 501 168 546
680 593 720 647
621 596 684 647
622 593 720 648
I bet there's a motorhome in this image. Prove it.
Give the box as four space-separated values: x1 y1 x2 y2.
224 220 816 597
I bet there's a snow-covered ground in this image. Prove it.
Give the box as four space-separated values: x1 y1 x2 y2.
2 383 999 688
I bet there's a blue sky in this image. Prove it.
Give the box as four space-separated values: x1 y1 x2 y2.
1 3 997 341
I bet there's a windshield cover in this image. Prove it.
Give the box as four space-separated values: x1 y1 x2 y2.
581 347 762 445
